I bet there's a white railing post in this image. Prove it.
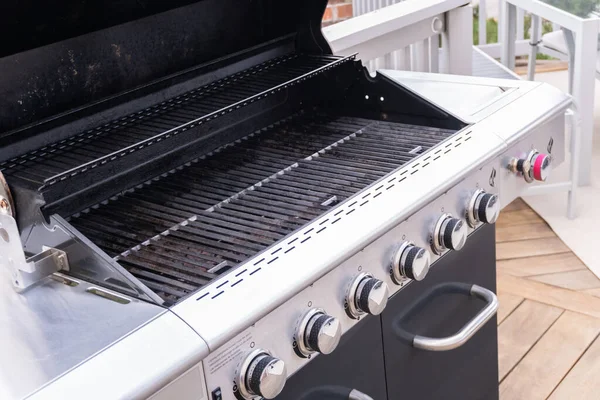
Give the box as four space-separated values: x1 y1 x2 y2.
442 5 473 75
352 0 361 17
498 0 503 44
516 7 525 40
527 14 541 81
412 39 429 72
500 1 516 70
429 35 440 72
409 44 416 70
400 47 411 70
571 19 599 185
479 0 488 45
478 0 533 60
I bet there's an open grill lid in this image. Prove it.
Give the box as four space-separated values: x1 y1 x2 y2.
0 0 467 305
0 0 331 147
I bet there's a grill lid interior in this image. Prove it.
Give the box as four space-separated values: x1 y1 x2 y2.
0 0 330 140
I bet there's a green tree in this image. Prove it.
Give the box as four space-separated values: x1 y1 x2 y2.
543 0 600 18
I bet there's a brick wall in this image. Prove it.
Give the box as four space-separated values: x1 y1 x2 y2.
322 0 353 26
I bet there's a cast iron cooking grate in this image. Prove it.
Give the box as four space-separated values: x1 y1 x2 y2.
68 111 456 303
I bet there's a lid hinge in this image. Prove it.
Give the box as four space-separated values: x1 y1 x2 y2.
0 212 70 292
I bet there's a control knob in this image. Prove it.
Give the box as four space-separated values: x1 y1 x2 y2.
295 309 342 357
391 241 431 284
467 189 500 227
431 213 468 255
509 150 551 183
237 349 287 399
346 273 389 319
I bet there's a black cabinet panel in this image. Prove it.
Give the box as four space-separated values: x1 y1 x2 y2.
381 224 499 400
276 314 388 400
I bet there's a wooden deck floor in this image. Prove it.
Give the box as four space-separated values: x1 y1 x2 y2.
497 199 600 399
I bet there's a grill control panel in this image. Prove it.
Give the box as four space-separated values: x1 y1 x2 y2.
200 119 564 400
201 164 501 400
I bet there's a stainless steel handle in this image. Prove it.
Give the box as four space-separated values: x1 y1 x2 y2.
349 389 374 400
412 284 498 351
298 386 374 400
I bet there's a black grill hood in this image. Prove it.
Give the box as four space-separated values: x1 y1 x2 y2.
0 0 331 138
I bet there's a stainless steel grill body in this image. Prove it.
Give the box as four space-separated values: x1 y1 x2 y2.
16 74 569 400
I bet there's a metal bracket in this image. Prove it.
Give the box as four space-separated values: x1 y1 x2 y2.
0 213 69 292
0 171 16 218
508 156 533 183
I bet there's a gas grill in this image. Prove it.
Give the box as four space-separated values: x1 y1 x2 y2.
0 1 570 399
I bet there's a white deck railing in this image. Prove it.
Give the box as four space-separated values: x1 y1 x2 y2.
327 0 578 218
477 0 528 58
476 0 563 59
344 0 561 62
351 0 413 72
323 0 473 75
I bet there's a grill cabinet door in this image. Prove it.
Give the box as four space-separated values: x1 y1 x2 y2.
381 223 499 400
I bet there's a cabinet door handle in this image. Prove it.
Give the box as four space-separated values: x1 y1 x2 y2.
349 389 374 400
393 283 498 352
297 385 374 400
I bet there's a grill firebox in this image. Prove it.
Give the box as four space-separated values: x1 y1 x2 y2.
1 42 465 304
0 45 462 304
68 111 455 303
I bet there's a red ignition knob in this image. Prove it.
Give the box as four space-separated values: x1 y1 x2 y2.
532 153 551 181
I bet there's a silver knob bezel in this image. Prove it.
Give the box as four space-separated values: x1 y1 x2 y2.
431 213 450 255
391 241 412 284
467 189 484 227
346 272 371 319
295 308 341 357
524 150 539 183
467 189 500 227
391 241 431 284
508 154 533 182
236 349 286 399
345 272 389 319
296 308 323 357
431 213 468 255
431 213 454 255
237 349 269 399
